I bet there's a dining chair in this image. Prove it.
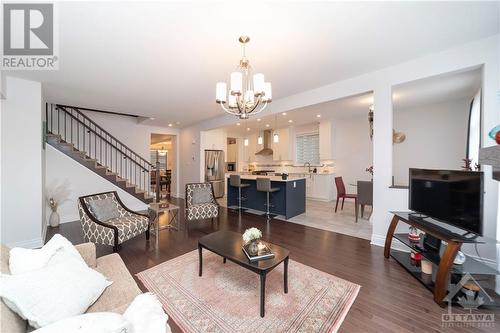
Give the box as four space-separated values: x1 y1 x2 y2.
357 180 373 219
334 176 359 222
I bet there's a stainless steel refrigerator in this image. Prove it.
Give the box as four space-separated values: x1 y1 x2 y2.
205 150 225 198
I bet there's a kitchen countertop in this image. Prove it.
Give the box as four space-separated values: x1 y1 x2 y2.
288 172 335 176
226 175 306 182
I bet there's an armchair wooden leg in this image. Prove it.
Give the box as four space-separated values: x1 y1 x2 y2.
113 244 119 252
335 197 340 212
146 229 150 241
341 197 345 210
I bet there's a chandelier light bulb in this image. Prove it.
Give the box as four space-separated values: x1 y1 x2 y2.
216 82 227 103
262 82 272 101
253 73 265 94
230 72 242 94
228 94 237 108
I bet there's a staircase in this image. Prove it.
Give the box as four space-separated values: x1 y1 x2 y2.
45 104 153 203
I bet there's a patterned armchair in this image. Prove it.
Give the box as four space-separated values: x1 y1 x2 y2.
185 183 219 222
78 191 151 252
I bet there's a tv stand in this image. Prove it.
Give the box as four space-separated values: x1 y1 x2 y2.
384 212 496 308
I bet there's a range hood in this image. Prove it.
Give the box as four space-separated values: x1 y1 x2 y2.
255 130 273 156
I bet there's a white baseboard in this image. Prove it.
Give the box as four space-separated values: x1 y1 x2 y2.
464 254 497 268
7 237 44 249
371 233 410 252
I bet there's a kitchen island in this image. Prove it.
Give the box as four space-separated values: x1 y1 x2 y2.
226 175 306 219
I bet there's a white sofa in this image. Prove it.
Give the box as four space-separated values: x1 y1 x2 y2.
1 242 145 332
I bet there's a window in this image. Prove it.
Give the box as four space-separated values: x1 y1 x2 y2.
296 133 320 164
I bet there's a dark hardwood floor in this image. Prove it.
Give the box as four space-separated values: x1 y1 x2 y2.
47 198 499 333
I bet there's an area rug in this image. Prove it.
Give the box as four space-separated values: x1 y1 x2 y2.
137 250 360 333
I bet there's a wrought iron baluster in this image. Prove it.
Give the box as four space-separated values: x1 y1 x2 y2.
64 110 66 141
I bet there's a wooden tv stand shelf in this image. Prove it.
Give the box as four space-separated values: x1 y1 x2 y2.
384 212 498 308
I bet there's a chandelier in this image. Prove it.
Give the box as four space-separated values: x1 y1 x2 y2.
216 36 272 119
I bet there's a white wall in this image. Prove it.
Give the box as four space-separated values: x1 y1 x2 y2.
334 115 373 191
393 98 471 185
179 35 499 261
1 76 44 248
81 111 181 196
45 145 147 223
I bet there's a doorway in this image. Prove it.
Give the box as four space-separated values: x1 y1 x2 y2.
150 133 177 200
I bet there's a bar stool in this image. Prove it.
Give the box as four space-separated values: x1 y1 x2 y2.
256 177 280 219
229 175 250 211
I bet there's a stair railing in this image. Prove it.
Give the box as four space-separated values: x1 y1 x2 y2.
45 103 152 195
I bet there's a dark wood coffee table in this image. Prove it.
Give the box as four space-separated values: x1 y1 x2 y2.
198 230 290 317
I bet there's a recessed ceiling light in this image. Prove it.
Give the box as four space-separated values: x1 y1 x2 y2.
246 127 250 131
265 124 270 127
257 118 261 122
288 119 293 123
168 123 173 127
282 112 287 116
316 114 321 118
236 122 241 126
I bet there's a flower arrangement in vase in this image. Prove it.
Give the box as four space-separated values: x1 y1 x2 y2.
242 227 262 254
47 197 60 227
46 179 71 228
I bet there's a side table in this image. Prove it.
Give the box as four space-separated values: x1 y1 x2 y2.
149 202 180 247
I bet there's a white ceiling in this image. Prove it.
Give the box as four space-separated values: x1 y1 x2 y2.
5 1 498 128
392 67 482 110
225 67 482 137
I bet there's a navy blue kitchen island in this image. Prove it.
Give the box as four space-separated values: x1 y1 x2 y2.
226 175 306 219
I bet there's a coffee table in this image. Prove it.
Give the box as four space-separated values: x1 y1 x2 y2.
198 230 289 317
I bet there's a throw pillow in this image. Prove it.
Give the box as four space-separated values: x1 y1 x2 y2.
192 187 213 205
0 251 112 328
9 234 85 275
88 198 121 221
124 293 170 333
32 312 133 333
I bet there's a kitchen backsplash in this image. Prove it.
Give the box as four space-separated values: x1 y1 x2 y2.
239 162 334 174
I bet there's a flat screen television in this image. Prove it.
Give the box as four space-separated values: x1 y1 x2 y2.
409 168 483 236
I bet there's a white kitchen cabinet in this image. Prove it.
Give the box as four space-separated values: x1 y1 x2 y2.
319 121 335 161
306 173 335 201
227 143 237 162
